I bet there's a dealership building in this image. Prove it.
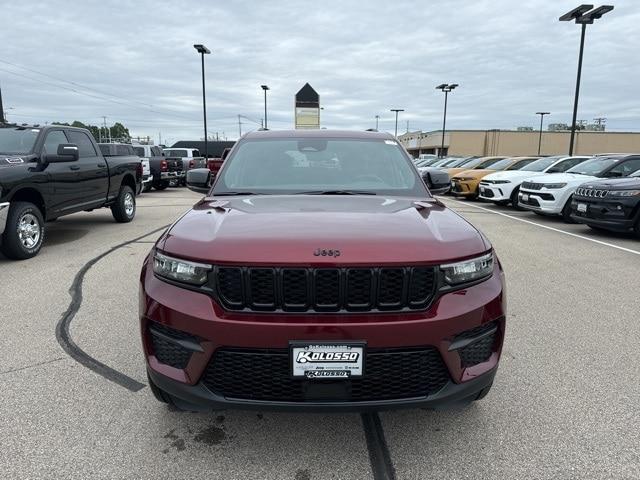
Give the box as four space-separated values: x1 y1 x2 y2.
398 129 640 157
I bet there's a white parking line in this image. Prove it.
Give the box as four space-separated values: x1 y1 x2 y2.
441 197 640 257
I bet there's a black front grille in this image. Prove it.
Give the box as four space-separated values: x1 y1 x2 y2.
214 266 437 313
521 182 544 190
149 322 197 369
455 322 498 368
201 347 450 402
575 187 608 198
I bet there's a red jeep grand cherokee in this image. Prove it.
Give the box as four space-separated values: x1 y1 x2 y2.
140 130 506 411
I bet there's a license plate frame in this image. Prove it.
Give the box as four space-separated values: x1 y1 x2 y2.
522 193 529 202
290 341 365 379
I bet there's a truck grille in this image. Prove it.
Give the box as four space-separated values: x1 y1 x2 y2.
575 187 608 198
213 266 437 313
201 347 450 402
521 181 543 190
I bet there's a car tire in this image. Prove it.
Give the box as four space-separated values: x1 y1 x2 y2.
111 186 136 223
561 197 575 223
0 201 46 260
511 188 525 210
154 181 168 191
633 217 640 239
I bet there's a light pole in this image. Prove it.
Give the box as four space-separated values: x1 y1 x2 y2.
261 85 270 129
436 83 458 157
375 115 380 130
193 44 211 158
560 5 614 155
536 112 550 155
390 109 404 137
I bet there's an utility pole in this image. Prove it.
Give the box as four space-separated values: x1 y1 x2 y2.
159 131 162 146
0 87 5 123
406 120 409 133
535 112 550 155
102 116 110 143
375 115 379 130
390 109 404 138
238 114 242 137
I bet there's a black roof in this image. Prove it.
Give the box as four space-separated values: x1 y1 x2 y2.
170 140 235 157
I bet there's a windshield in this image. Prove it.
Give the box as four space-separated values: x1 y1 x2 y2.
444 157 470 168
483 158 514 170
0 127 40 154
567 157 620 175
133 146 145 157
474 157 505 169
214 137 428 196
507 158 537 170
520 157 562 172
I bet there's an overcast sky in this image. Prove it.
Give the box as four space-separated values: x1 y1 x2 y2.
1 0 638 145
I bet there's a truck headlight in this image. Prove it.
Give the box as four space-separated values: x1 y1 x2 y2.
607 190 640 197
441 252 494 285
543 183 567 189
153 251 211 285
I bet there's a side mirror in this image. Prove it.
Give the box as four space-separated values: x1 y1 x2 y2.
422 168 450 195
186 168 212 194
44 144 80 163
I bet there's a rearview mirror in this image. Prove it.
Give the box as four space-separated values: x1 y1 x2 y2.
422 169 450 195
44 144 80 163
186 168 212 194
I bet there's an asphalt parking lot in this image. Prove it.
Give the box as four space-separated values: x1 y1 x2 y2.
1 189 639 480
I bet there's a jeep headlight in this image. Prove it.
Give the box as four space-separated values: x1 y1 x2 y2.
607 190 640 197
544 183 567 189
456 177 474 181
492 180 511 184
153 251 211 285
441 252 494 285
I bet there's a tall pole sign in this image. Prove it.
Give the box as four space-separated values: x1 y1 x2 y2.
295 83 320 129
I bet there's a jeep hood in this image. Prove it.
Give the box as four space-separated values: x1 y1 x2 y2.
160 195 490 264
579 176 640 189
483 170 548 182
523 172 597 185
453 168 496 179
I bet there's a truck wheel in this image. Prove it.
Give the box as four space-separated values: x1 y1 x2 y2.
111 186 136 223
0 202 45 260
154 182 168 191
511 188 525 210
561 197 575 223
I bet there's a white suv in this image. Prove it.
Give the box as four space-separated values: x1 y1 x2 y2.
479 156 590 208
518 155 640 222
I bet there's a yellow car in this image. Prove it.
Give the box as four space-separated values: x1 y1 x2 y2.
450 157 539 199
444 156 506 178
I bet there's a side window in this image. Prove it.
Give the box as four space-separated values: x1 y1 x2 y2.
66 131 97 158
42 130 68 155
606 158 640 177
192 149 200 157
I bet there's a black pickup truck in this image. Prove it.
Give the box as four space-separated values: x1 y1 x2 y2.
132 144 184 190
0 124 141 259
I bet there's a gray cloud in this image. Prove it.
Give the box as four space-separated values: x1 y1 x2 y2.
1 0 637 145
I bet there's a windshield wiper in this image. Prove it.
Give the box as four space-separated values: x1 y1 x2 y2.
296 190 376 195
212 191 260 196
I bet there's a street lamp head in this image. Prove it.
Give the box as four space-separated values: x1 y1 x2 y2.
536 112 551 115
436 83 448 90
559 4 594 22
449 83 459 90
193 44 211 54
390 109 404 113
261 85 270 91
580 5 614 22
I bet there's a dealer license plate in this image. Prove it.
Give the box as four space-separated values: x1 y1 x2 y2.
577 203 587 213
522 193 529 202
480 187 486 194
291 343 364 379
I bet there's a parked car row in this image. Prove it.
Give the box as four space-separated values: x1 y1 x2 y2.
413 153 640 238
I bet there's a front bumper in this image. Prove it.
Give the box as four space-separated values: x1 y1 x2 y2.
570 197 638 231
518 189 565 214
450 180 479 197
140 259 506 411
479 183 514 202
0 202 10 235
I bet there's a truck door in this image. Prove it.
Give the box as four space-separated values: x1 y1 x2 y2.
42 129 79 215
65 130 109 211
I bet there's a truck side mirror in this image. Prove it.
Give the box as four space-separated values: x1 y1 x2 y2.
186 168 212 194
422 169 450 195
44 144 80 163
